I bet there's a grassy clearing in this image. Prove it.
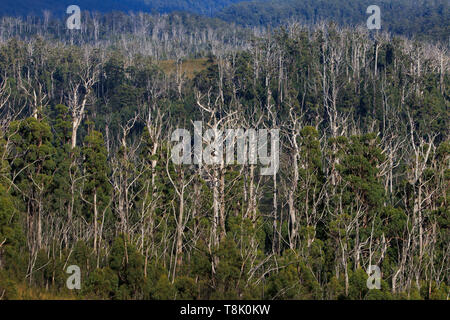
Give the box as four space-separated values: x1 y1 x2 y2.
158 58 212 79
14 283 77 300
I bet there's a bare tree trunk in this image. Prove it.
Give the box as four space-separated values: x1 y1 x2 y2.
93 190 98 253
176 191 184 268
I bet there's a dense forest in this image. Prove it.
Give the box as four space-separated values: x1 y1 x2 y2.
1 0 449 42
218 0 449 42
0 11 252 59
0 0 246 16
0 7 449 300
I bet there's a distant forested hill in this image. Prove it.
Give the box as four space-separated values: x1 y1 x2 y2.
217 0 449 41
0 0 448 41
0 0 247 16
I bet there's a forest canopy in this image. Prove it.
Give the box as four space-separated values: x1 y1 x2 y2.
0 3 448 301
0 0 448 42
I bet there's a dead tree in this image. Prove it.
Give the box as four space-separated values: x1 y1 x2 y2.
67 49 100 150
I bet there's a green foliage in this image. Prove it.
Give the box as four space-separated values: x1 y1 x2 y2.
0 269 19 299
109 235 146 299
0 18 448 301
0 185 25 276
84 267 118 299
